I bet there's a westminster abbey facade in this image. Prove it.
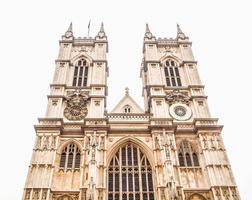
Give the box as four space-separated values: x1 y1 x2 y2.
23 23 240 200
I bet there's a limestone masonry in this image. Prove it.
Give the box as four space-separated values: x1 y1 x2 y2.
23 23 240 200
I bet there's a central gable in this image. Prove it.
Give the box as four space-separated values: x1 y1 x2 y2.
111 89 144 114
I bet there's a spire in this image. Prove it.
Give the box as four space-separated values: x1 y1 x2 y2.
67 22 73 32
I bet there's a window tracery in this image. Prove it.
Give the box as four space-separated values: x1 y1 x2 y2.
178 140 199 167
72 59 89 87
59 143 81 170
164 59 182 87
108 143 154 200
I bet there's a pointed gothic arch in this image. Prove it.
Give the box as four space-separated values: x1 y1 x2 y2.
71 53 93 66
57 139 83 154
161 56 182 87
160 55 182 66
56 194 74 200
58 140 83 171
107 136 155 168
178 140 200 167
107 141 155 200
188 193 207 200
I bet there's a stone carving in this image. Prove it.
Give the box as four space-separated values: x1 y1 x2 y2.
43 136 49 150
35 136 42 149
155 136 160 149
85 136 90 149
215 188 222 200
25 189 31 200
185 192 211 200
42 190 47 200
166 90 191 105
49 135 56 149
201 134 224 150
35 135 56 150
100 136 105 149
64 90 89 121
88 177 95 200
222 188 230 200
32 190 40 200
231 187 239 200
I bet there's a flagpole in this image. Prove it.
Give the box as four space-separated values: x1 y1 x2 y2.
88 20 91 37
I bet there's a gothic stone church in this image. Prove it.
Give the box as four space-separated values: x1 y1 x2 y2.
23 23 240 200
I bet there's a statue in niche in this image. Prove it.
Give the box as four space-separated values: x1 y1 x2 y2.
35 136 42 149
100 137 105 149
49 135 56 149
209 137 216 150
88 177 95 200
42 136 49 150
86 137 90 149
202 135 208 149
155 136 160 149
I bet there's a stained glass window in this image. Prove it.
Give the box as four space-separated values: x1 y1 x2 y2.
108 143 154 200
164 59 182 87
72 59 89 87
59 143 81 170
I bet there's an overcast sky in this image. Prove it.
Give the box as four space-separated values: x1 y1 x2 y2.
0 0 251 199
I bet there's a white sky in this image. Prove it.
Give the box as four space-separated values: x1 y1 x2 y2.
0 0 251 199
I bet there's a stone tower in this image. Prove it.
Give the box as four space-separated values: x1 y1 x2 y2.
23 23 240 200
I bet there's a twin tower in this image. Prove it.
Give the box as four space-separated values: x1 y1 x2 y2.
23 23 240 200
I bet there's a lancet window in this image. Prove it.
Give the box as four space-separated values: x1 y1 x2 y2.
72 59 89 87
108 143 154 200
178 140 199 167
164 59 182 87
59 143 81 170
123 105 132 113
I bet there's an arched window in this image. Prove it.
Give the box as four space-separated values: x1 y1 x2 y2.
59 143 81 170
108 143 154 200
178 153 185 166
193 153 199 166
72 59 89 87
164 59 182 87
178 140 200 167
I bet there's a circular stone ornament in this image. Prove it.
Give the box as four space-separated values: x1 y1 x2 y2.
169 103 192 121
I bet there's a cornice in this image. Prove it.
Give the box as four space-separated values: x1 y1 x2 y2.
55 59 70 63
182 60 198 64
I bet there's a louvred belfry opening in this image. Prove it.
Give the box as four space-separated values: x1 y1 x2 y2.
108 143 154 200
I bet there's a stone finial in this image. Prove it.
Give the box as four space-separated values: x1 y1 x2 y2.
177 23 188 40
177 23 183 34
144 23 154 39
125 87 129 96
145 23 150 33
96 22 106 39
100 22 104 32
64 22 73 38
67 22 73 32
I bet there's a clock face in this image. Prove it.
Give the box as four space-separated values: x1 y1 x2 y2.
64 95 88 121
174 106 186 117
169 103 192 121
64 106 87 121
